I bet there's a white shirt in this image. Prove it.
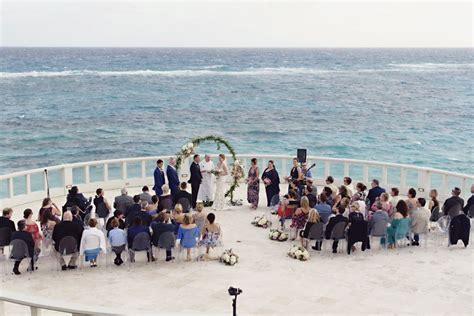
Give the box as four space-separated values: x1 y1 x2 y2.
80 227 107 254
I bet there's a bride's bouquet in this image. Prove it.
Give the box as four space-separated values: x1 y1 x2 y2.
268 229 288 242
251 214 272 228
220 249 239 266
288 245 310 261
210 169 221 178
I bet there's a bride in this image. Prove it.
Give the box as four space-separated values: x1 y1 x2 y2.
212 154 229 211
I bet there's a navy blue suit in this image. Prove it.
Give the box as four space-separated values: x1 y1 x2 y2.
166 165 180 198
367 186 386 208
153 167 166 196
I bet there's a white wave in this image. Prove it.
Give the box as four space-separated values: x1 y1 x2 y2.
389 63 474 69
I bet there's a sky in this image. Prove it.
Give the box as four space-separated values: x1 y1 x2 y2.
0 1 472 47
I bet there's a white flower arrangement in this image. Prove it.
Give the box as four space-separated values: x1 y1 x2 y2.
288 245 310 261
268 229 288 242
220 249 239 266
231 159 245 180
251 215 272 228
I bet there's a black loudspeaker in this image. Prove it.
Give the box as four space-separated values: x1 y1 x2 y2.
297 149 307 163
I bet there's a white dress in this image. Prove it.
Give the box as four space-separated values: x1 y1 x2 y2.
213 161 228 211
197 160 215 201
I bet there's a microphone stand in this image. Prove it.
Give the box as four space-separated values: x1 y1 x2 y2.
44 169 50 198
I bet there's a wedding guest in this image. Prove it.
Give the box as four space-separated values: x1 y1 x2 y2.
322 187 334 207
463 184 474 215
349 202 365 223
287 158 303 193
38 197 61 221
125 195 141 227
199 213 222 258
371 192 392 215
137 201 152 227
173 203 185 224
410 198 430 246
79 218 106 268
127 217 152 262
192 201 207 232
351 182 367 203
70 206 83 226
166 158 180 198
442 187 464 216
177 214 200 261
63 186 89 213
146 195 159 214
197 154 215 202
93 188 111 220
105 210 125 236
303 186 317 208
174 182 193 209
333 186 351 211
246 158 260 209
385 200 411 249
139 186 153 204
114 188 133 214
428 189 439 213
405 188 418 213
108 218 127 266
151 212 176 262
39 206 58 248
367 179 385 208
290 196 311 240
0 207 16 232
325 176 338 198
343 177 354 196
300 208 321 248
389 188 402 213
262 160 280 207
369 201 389 234
325 205 349 253
51 211 83 270
153 159 166 196
158 184 174 212
11 220 35 275
315 192 332 223
23 208 42 254
189 154 202 209
306 179 318 198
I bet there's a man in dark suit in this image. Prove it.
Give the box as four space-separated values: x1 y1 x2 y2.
174 182 193 210
0 207 16 232
324 206 349 253
151 212 177 261
153 159 166 196
166 158 180 199
188 154 202 208
52 211 84 270
367 179 386 208
463 184 474 216
125 195 141 227
11 220 35 275
443 187 465 216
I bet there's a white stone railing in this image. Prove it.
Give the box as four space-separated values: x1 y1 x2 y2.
1 154 473 208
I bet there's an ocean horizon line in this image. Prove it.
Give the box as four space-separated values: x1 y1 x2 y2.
1 46 473 50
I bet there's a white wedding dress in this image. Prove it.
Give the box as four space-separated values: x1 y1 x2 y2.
213 161 228 211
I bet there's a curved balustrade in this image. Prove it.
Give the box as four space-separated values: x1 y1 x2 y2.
1 154 473 208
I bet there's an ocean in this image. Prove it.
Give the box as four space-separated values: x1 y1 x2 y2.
0 48 473 177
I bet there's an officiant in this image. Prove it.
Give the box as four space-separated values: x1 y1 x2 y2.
197 154 215 203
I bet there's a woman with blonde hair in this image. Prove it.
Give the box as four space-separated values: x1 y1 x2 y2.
173 203 185 224
192 201 207 231
300 209 321 248
290 196 311 240
177 214 200 261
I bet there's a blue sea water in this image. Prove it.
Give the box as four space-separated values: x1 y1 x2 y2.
0 48 473 178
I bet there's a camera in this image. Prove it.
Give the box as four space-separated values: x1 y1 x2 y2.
228 287 242 296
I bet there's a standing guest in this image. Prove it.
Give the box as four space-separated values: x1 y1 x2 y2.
114 188 133 214
158 184 174 212
125 195 141 226
146 195 159 213
261 160 280 207
198 154 215 202
108 218 127 266
63 186 89 214
139 186 153 204
343 177 354 196
405 188 418 213
151 212 176 262
39 198 61 221
153 159 166 196
188 154 203 209
177 214 200 262
367 179 385 208
79 218 106 268
127 217 153 262
315 192 332 224
166 157 180 199
385 200 411 249
0 207 16 232
286 158 303 193
442 187 465 216
23 209 42 256
389 188 402 213
199 213 222 259
174 182 193 209
93 188 111 221
462 184 474 215
246 158 260 209
290 196 311 240
299 209 321 248
410 198 431 246
325 176 338 199
52 211 83 270
324 205 349 253
11 220 35 275
428 189 440 213
105 210 125 236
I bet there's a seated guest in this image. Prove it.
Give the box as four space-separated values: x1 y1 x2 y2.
108 218 127 266
146 195 159 214
177 214 200 262
127 217 153 262
322 187 334 207
40 206 58 248
276 194 291 228
70 206 84 226
192 201 207 232
39 198 61 221
325 205 349 253
371 192 392 215
299 209 321 249
389 188 402 213
125 195 141 227
151 212 176 262
303 186 317 208
199 213 222 258
369 201 389 234
52 211 83 270
0 207 16 232
333 186 351 211
442 187 465 216
173 203 185 224
114 188 134 214
410 198 430 246
23 209 42 257
79 218 106 267
405 188 418 213
158 184 174 212
10 220 35 275
315 192 332 224
367 179 385 208
93 188 112 220
105 210 125 236
290 196 311 240
306 179 318 198
325 176 338 198
349 202 365 222
385 200 411 249
63 186 89 214
174 182 193 207
138 202 153 227
351 182 367 203
343 177 354 196
139 186 153 204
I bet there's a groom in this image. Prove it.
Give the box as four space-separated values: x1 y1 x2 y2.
188 154 202 208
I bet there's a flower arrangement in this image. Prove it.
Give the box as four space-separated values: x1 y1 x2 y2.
210 169 221 178
268 229 288 242
251 215 272 228
220 249 239 266
288 245 310 261
231 160 245 180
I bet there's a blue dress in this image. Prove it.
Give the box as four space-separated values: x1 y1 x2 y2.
177 226 200 249
386 217 411 245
